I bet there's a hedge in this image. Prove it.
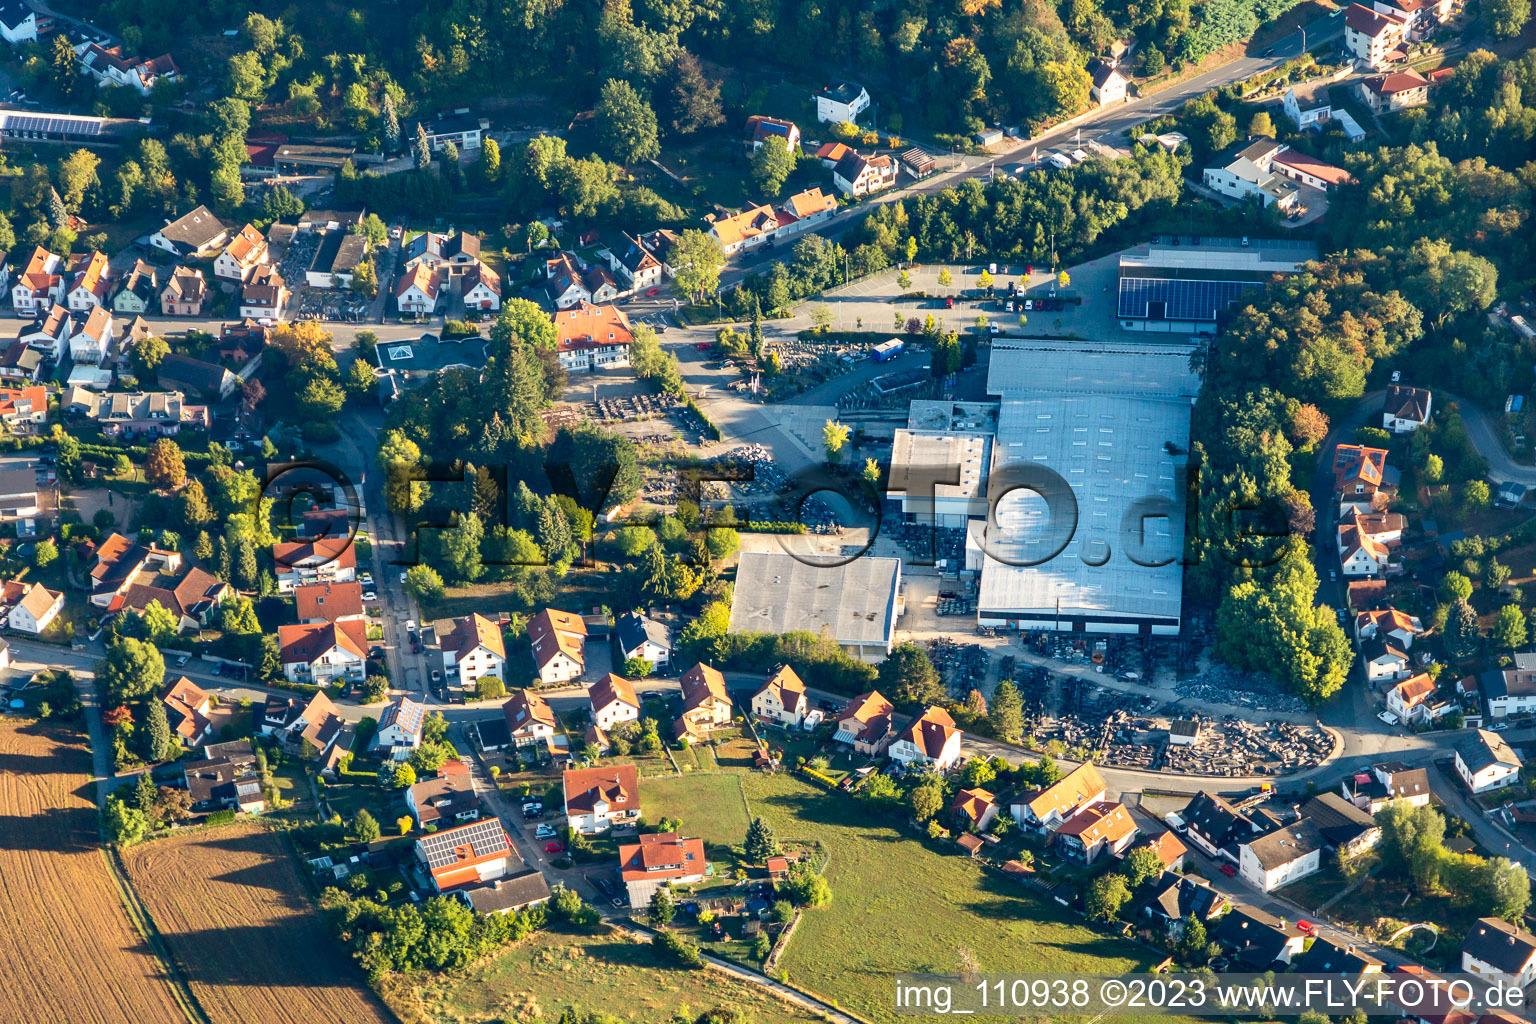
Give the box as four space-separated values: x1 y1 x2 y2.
206 809 237 825
799 766 839 790
77 442 219 473
683 396 721 440
742 521 807 534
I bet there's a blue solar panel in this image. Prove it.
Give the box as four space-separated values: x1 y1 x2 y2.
1117 277 1252 321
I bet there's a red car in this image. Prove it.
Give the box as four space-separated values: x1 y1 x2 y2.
1219 863 1237 877
1025 263 1034 275
545 841 565 853
1296 920 1317 935
695 342 711 351
646 287 660 296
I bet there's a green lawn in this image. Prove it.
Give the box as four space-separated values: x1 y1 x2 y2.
750 773 1157 1022
643 771 1163 1024
410 924 825 1024
643 773 753 849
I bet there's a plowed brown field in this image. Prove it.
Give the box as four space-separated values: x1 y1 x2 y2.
123 823 395 1024
0 719 183 1024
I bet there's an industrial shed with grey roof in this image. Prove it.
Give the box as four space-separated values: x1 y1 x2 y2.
728 550 902 663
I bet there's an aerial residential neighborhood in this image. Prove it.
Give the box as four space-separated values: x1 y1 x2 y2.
0 0 1533 1021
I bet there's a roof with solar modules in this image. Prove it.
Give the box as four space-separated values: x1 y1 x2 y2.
1116 237 1317 323
0 109 141 143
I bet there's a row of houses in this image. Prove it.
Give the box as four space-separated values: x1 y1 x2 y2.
393 231 500 314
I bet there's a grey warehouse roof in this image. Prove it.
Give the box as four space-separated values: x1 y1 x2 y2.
729 550 901 648
973 342 1196 624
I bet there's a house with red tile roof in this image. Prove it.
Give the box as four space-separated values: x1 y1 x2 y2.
294 581 365 624
278 620 368 686
1357 68 1430 113
502 689 557 749
88 532 182 608
1338 511 1404 576
394 262 439 315
751 664 807 727
564 763 640 833
588 672 640 731
75 42 181 95
214 224 269 282
552 301 632 373
619 831 706 905
1011 762 1108 833
675 662 733 741
529 608 586 683
1344 3 1406 68
0 385 48 434
1333 443 1393 515
440 612 507 690
462 262 501 311
272 536 357 592
416 818 518 892
889 705 962 771
0 578 62 634
10 246 64 314
1054 801 1138 864
833 690 896 755
951 786 999 831
65 250 111 311
162 676 212 748
1355 606 1424 648
745 115 801 152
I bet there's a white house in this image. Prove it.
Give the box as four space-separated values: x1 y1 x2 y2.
11 248 64 315
461 262 501 311
239 266 288 320
588 672 640 731
1461 918 1536 989
1386 673 1436 724
147 205 228 258
75 43 180 95
1382 384 1431 431
563 764 640 834
1344 3 1407 69
745 115 801 152
502 689 556 749
65 251 111 311
1053 800 1139 864
814 80 870 124
1454 729 1523 794
888 705 962 772
1088 61 1128 105
440 612 506 690
528 607 585 683
615 611 670 669
69 306 114 365
0 1 38 43
1372 0 1452 39
1362 638 1411 683
1239 821 1324 892
1010 762 1108 833
373 697 426 761
20 304 72 361
606 235 664 294
214 224 269 282
751 664 808 727
951 787 1000 832
1482 664 1536 719
278 620 367 686
1358 69 1430 113
553 302 632 373
1355 606 1425 648
1338 512 1403 576
394 263 439 315
1283 88 1334 130
0 578 62 634
832 152 897 197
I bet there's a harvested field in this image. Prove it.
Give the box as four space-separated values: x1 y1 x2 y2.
123 823 394 1024
0 718 183 1024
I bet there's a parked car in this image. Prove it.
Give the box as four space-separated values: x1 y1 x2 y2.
535 824 558 839
1296 920 1317 935
369 646 385 659
1219 863 1237 877
646 287 660 296
545 841 565 853
944 297 955 309
430 670 442 684
362 591 378 602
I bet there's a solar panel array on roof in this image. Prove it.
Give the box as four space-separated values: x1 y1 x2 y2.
416 818 509 869
2 114 104 136
1117 277 1252 321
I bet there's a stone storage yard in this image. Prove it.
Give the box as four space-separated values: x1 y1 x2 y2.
0 719 184 1024
122 823 394 1024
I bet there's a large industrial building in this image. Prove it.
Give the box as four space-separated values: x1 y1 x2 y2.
965 340 1199 636
1116 236 1317 335
728 550 903 662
